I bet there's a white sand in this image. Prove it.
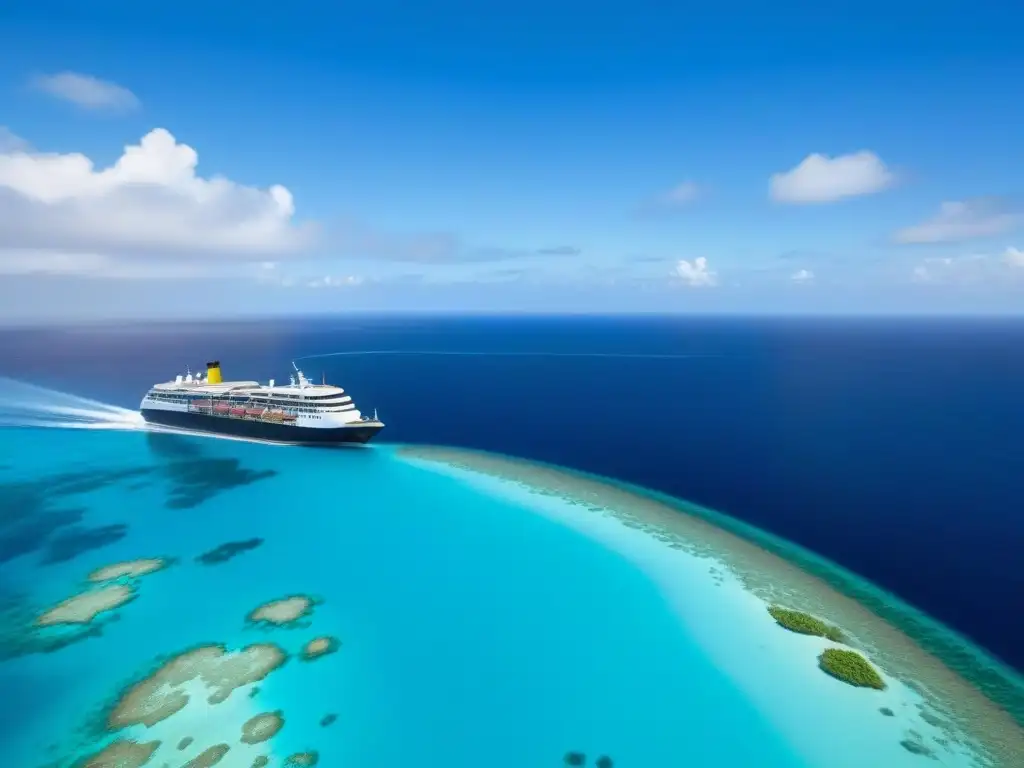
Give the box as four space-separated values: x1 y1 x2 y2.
401 446 1023 768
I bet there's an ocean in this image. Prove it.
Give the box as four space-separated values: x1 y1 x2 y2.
0 314 1022 767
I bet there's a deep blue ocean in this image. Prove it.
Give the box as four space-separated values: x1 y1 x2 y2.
1 314 1020 675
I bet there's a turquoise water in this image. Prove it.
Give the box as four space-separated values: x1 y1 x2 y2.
1 426 1021 767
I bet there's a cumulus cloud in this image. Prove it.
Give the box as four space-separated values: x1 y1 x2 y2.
674 256 717 287
894 199 1020 244
0 128 312 276
31 72 140 112
769 151 894 204
790 268 814 283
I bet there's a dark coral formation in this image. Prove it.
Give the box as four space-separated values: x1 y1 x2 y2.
900 738 936 758
178 736 194 750
161 457 277 510
195 538 264 566
0 587 110 662
563 752 585 766
284 752 319 766
0 465 151 568
319 713 337 727
879 707 895 717
42 524 128 565
595 757 614 768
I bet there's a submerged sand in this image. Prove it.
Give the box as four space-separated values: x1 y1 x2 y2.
80 738 160 768
301 636 339 661
88 557 169 583
109 643 288 729
399 445 1024 767
241 711 284 744
247 596 315 627
36 583 135 627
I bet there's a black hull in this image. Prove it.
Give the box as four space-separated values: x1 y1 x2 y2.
141 408 383 445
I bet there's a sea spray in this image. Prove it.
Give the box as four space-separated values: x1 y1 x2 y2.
0 377 145 431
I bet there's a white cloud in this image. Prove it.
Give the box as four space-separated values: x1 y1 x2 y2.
790 268 814 283
664 181 700 205
894 200 1021 244
307 275 363 288
769 151 894 204
1004 247 1024 267
674 256 717 287
31 72 140 112
0 128 312 276
909 251 1024 284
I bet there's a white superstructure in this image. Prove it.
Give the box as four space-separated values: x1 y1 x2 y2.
140 363 378 430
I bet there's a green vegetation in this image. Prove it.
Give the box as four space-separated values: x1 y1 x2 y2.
767 605 845 643
819 648 886 690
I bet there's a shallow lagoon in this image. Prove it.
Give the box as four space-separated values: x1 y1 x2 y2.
0 428 1021 767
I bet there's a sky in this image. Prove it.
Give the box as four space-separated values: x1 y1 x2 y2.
0 0 1023 321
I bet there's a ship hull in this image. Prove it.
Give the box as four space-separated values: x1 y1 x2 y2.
141 408 383 445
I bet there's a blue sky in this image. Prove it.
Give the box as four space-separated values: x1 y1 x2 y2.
0 0 1023 320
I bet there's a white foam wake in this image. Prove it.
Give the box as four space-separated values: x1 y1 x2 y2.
0 377 146 431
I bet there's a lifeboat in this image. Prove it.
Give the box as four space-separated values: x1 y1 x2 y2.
194 401 213 410
229 407 246 417
245 407 263 417
263 411 284 422
282 414 297 422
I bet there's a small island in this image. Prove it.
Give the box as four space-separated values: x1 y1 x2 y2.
241 711 284 744
767 606 845 643
247 595 316 628
301 635 340 661
818 648 886 690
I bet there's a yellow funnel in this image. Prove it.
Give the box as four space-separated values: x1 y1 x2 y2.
206 360 222 384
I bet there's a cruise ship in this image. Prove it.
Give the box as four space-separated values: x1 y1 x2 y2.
140 361 384 444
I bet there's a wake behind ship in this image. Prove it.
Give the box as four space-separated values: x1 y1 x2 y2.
140 361 384 444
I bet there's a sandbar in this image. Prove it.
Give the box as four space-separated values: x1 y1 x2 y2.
108 643 288 729
241 711 284 744
79 738 159 768
87 557 169 583
183 744 230 767
247 595 315 627
301 636 339 661
399 444 1024 768
36 583 135 627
